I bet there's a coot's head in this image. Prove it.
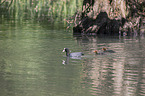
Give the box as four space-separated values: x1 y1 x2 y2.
94 50 98 54
62 48 70 56
62 48 69 52
102 47 107 51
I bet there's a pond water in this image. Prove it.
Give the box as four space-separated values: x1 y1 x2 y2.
0 20 145 96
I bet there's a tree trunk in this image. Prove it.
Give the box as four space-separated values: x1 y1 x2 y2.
73 0 145 36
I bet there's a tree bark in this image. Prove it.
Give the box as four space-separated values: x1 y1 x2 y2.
73 0 145 36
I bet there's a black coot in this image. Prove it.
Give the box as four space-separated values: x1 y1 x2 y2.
62 48 84 57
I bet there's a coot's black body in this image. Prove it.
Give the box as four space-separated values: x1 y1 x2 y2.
63 48 84 57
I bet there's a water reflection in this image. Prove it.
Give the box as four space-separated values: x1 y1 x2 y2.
62 57 70 65
74 35 145 96
0 20 145 96
62 56 83 65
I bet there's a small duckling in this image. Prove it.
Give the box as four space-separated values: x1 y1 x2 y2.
94 50 105 55
102 47 115 53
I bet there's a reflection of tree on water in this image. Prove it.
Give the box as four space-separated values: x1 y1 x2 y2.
74 35 145 95
123 38 145 96
74 35 120 53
